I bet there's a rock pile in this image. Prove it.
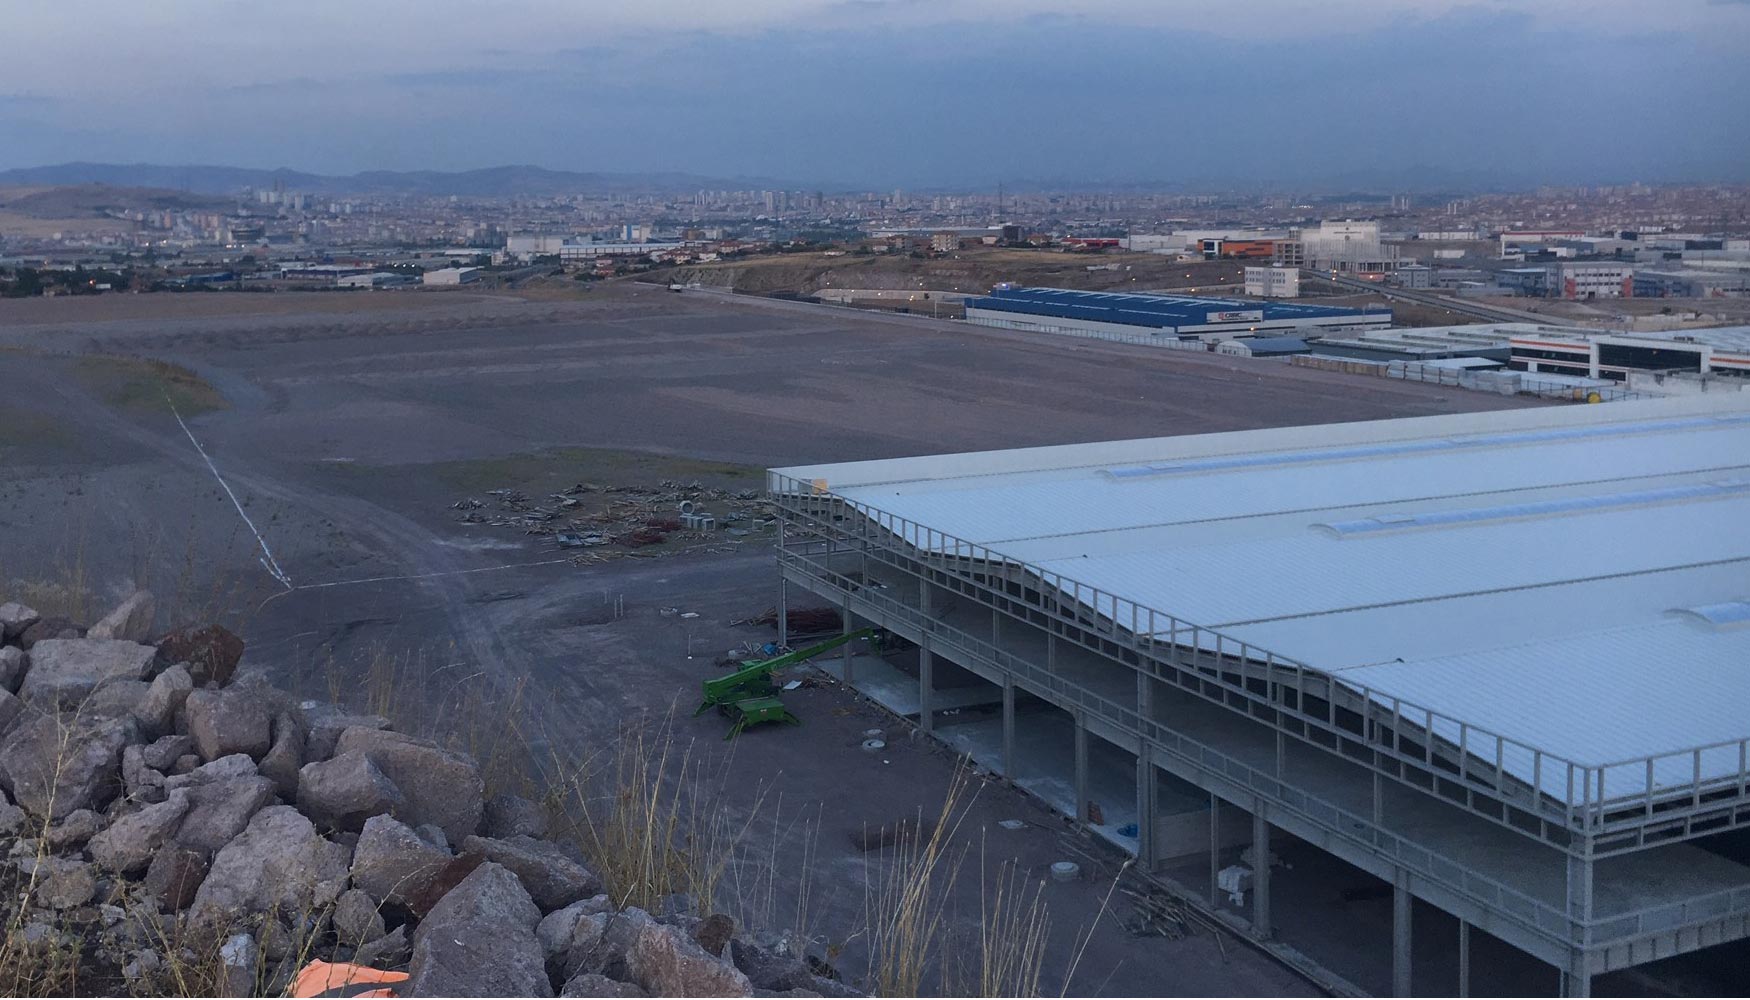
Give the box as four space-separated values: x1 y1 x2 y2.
0 592 857 998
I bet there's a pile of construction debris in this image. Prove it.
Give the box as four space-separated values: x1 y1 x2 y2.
0 592 859 998
449 480 776 558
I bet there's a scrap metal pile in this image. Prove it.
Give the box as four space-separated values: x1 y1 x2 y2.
448 479 775 558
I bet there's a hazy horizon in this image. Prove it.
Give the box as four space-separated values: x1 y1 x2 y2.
3 0 1748 190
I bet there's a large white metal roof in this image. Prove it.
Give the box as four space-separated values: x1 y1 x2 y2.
773 393 1750 802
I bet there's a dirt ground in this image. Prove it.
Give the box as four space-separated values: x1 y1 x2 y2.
2 282 1559 995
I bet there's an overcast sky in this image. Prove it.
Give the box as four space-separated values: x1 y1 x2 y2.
2 0 1747 189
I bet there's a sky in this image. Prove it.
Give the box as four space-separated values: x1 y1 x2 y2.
2 0 1748 190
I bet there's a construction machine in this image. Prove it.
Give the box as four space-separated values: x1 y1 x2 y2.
697 628 874 738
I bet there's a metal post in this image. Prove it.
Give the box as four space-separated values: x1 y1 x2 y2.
1209 793 1221 906
1457 919 1470 998
1074 713 1089 824
1393 871 1412 998
919 639 934 733
1002 673 1016 775
1136 745 1156 871
1252 807 1271 939
776 574 789 650
842 599 855 687
1564 847 1594 999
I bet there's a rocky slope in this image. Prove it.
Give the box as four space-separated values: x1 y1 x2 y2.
0 592 856 998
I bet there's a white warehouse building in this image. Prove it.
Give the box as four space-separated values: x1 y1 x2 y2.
770 392 1750 996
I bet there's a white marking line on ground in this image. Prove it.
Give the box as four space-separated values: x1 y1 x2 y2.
254 557 580 612
166 395 294 590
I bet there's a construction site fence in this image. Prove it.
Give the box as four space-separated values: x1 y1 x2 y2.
1291 355 1652 402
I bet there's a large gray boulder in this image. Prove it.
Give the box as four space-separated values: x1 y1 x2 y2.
333 727 483 843
43 807 102 849
259 713 303 800
332 888 387 946
0 602 39 643
18 617 82 649
560 973 648 998
0 713 137 820
460 834 602 912
0 688 26 739
173 775 276 854
89 789 192 874
184 688 272 762
539 895 613 958
297 702 390 762
350 813 452 907
139 734 194 772
153 624 244 688
87 591 155 642
188 806 350 927
17 638 155 710
730 939 858 997
29 856 97 909
485 792 548 839
566 909 752 998
298 751 403 832
145 845 208 911
405 862 550 998
0 647 26 694
135 665 193 739
82 679 150 721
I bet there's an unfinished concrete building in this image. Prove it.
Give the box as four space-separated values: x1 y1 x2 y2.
768 392 1750 996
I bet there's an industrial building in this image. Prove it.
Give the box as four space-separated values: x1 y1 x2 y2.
1510 326 1750 381
1633 269 1750 299
963 287 1389 343
1243 265 1300 298
1305 323 1533 363
422 266 481 286
1548 262 1634 300
769 392 1750 996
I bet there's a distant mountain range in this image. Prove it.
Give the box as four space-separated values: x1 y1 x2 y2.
0 162 807 197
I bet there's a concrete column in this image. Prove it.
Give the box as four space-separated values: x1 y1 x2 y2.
1047 633 1057 674
918 640 934 733
1457 919 1470 998
1393 871 1412 998
1136 747 1156 871
1001 674 1016 775
1073 713 1089 824
1252 808 1272 939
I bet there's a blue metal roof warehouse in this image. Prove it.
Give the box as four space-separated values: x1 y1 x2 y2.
964 286 1391 341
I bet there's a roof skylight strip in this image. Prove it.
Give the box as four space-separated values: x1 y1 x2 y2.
1103 413 1750 480
1317 479 1750 537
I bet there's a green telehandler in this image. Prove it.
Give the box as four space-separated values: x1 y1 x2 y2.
696 628 874 739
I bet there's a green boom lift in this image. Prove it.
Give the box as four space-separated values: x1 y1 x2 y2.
697 628 874 739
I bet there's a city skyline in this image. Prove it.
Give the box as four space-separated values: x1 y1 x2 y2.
3 1 1748 189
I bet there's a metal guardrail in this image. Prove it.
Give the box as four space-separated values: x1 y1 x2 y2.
770 478 1750 845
